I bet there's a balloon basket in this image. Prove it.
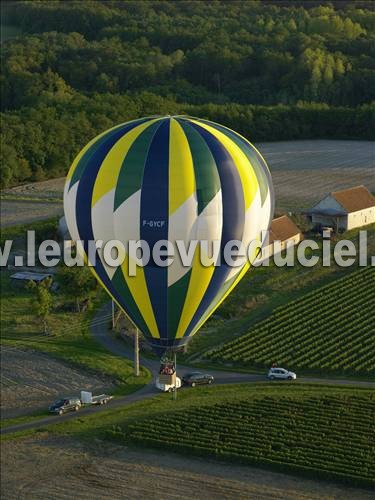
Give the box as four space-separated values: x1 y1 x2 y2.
158 351 177 381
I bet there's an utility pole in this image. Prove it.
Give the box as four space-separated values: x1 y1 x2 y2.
111 300 115 329
134 327 140 376
173 351 177 401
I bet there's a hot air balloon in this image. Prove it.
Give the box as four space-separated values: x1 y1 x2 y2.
64 116 274 357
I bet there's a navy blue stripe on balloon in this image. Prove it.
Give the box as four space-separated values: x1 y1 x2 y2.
181 120 245 339
75 118 150 331
140 118 170 340
196 118 270 205
69 123 127 191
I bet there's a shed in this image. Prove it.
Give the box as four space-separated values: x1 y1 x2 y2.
11 271 53 287
307 185 375 231
257 215 303 262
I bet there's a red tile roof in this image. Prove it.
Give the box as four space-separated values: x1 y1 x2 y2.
269 215 302 244
331 185 375 213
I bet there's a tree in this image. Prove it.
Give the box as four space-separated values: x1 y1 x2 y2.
0 143 31 187
28 279 53 334
0 0 374 185
56 265 97 312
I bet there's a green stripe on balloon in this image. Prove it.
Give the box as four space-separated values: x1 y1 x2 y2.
167 269 192 339
70 123 131 191
111 267 153 339
178 119 221 215
114 120 162 211
197 119 269 205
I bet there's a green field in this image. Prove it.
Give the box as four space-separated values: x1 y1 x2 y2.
183 227 375 359
206 266 375 376
3 381 372 487
103 384 375 488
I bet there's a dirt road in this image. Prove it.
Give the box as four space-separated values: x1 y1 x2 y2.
1 435 373 500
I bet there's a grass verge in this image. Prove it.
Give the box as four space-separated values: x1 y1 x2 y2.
0 411 49 430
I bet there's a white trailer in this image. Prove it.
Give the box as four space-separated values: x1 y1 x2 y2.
80 391 113 405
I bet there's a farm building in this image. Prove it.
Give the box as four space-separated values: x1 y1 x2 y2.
257 215 303 263
307 185 375 232
10 271 53 288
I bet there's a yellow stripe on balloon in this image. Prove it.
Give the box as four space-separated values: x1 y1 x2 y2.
196 117 273 181
191 264 250 337
121 255 160 339
77 246 142 333
78 240 158 338
218 121 273 179
189 237 261 336
91 118 161 207
189 119 258 210
175 248 215 339
66 122 128 182
169 118 196 215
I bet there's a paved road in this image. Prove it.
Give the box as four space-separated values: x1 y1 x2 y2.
2 302 374 436
92 304 375 386
91 303 266 383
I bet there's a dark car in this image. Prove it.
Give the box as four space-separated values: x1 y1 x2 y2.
49 397 81 415
182 372 214 387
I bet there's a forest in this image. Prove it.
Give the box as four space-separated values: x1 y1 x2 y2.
1 0 374 187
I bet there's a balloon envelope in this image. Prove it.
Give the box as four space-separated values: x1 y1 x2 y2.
64 116 274 356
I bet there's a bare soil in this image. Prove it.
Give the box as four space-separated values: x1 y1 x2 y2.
259 140 375 212
273 167 375 212
1 177 65 227
1 435 373 500
1 141 373 227
1 347 114 418
258 140 375 171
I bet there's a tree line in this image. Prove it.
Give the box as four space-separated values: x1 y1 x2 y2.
1 1 374 187
2 94 372 188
